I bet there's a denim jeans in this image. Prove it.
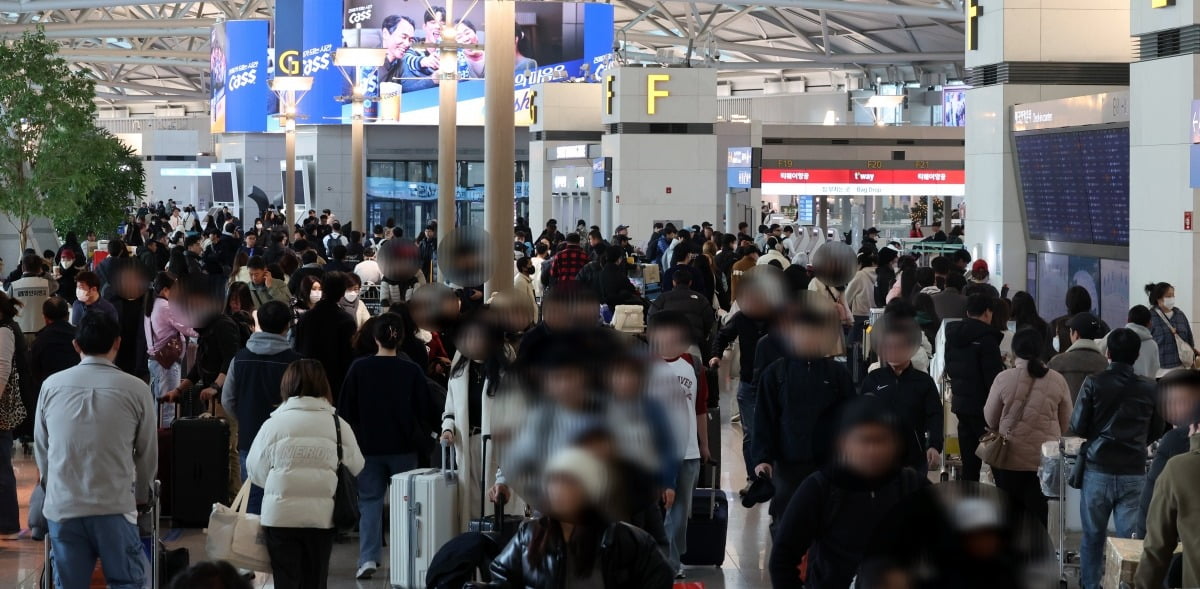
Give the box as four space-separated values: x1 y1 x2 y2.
147 358 180 401
1079 470 1143 589
0 430 16 535
663 458 701 571
48 514 146 589
358 453 417 567
736 380 756 479
237 450 263 516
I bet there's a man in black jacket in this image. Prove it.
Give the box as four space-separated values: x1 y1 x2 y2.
943 295 1005 482
1070 328 1163 589
596 248 642 308
709 274 773 488
753 300 854 518
860 318 943 475
648 268 714 348
769 396 927 589
220 301 302 515
293 271 358 400
1136 368 1200 539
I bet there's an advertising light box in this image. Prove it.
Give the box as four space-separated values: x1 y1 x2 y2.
322 0 614 125
210 20 270 133
761 169 965 196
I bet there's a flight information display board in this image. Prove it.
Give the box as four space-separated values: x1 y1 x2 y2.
1013 126 1129 246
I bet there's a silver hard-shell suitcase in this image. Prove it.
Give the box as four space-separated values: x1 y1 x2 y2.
390 440 459 589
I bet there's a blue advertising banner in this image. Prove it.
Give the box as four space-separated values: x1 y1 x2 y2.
210 20 269 133
727 168 753 189
275 0 304 76
1190 144 1200 188
298 0 345 124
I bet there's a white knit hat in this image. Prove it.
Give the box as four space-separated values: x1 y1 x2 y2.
544 447 609 504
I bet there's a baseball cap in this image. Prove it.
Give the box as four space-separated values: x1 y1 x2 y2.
972 259 988 273
1067 313 1102 340
866 227 880 235
615 225 629 232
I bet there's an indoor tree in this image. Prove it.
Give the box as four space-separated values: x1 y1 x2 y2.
0 29 135 248
49 128 145 239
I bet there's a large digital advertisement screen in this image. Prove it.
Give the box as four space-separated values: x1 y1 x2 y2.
1014 126 1129 246
331 0 614 125
210 20 270 133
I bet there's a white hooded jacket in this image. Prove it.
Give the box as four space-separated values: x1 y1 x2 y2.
246 396 365 528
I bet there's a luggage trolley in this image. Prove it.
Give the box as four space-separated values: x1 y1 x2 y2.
361 282 383 316
932 319 961 481
1041 437 1085 588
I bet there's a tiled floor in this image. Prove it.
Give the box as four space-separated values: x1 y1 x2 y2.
3 391 772 588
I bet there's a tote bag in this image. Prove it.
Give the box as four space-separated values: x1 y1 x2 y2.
206 483 271 572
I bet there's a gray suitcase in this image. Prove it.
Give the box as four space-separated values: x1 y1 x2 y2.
390 441 460 589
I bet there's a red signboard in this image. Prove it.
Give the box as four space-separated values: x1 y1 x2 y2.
762 169 963 184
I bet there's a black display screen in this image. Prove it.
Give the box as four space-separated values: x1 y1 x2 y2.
1014 126 1129 246
211 171 235 204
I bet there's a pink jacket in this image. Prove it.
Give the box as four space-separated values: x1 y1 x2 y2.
144 297 197 355
983 360 1073 471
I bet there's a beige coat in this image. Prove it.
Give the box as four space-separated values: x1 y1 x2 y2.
983 360 1073 471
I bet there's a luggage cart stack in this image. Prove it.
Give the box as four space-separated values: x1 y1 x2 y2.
938 374 961 482
361 282 383 316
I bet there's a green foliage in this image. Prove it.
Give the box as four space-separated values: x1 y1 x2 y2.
0 29 140 246
49 129 145 238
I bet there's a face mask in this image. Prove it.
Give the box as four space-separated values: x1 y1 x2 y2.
344 291 359 303
256 224 263 230
75 287 89 301
61 260 73 270
309 291 323 304
1164 297 1177 310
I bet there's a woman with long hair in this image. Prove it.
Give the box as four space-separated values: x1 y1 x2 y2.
0 292 28 538
439 314 511 531
295 275 323 316
984 329 1071 525
339 314 439 580
144 272 197 401
490 446 673 587
229 251 250 285
225 281 257 333
247 360 364 588
1010 291 1047 336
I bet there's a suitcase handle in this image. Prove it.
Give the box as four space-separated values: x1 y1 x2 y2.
439 438 456 480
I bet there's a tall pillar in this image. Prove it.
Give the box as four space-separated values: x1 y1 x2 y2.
965 0 1129 290
527 84 604 232
437 5 458 233
1129 4 1200 326
603 67 719 241
484 0 515 292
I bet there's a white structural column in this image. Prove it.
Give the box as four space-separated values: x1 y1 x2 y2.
527 84 604 233
485 0 515 292
1129 4 1200 323
438 6 459 234
964 0 1129 290
602 67 719 242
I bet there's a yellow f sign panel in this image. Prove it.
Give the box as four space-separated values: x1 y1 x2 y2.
647 74 670 115
1152 0 1175 7
966 0 983 51
606 75 615 115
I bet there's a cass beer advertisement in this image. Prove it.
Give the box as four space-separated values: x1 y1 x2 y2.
210 20 269 133
331 0 614 125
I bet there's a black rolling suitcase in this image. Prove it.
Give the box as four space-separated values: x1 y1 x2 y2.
680 468 728 567
171 392 231 527
467 434 524 548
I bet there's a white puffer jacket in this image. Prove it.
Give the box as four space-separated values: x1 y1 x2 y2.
246 396 365 528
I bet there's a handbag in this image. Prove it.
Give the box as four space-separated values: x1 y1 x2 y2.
149 313 183 369
1155 309 1200 369
332 413 359 532
975 373 1035 468
0 333 26 432
205 483 271 571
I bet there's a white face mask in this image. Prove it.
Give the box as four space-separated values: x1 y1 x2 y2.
1164 297 1177 310
309 291 323 304
75 287 90 302
255 224 263 230
344 291 359 303
61 260 73 270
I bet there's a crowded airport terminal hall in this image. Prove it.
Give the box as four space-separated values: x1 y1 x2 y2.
1 0 1198 588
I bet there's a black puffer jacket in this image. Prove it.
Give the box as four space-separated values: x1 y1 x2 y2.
487 520 673 589
752 357 854 468
943 318 1005 415
1068 363 1163 475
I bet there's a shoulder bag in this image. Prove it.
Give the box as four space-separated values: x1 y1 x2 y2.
332 413 359 532
1155 308 1200 369
149 305 183 369
975 372 1034 468
0 324 26 431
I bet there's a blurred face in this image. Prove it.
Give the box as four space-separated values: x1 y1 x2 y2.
545 474 587 521
785 322 830 358
880 333 915 368
840 422 901 479
246 235 256 248
962 529 1003 560
737 289 768 318
1163 385 1200 426
543 365 588 407
457 325 489 361
649 326 689 359
383 19 416 59
608 364 642 399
